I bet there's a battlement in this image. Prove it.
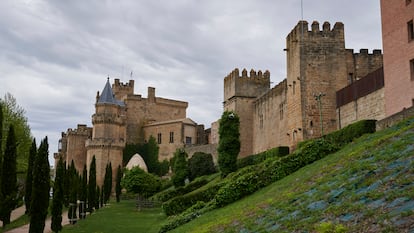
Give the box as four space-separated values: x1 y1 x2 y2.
349 48 383 57
67 124 92 136
224 68 270 102
113 79 134 99
287 20 344 41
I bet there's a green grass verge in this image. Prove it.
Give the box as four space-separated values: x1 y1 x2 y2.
61 200 167 233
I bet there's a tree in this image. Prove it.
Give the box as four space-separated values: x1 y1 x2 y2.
0 125 18 226
88 156 96 213
121 167 161 197
1 94 32 172
115 165 122 202
29 137 50 233
0 103 3 212
78 165 87 219
188 152 216 181
95 186 100 210
25 138 37 214
51 159 64 232
67 162 78 224
143 136 159 174
171 149 189 187
217 111 240 177
103 163 112 204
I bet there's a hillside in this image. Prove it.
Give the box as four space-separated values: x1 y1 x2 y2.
170 118 414 232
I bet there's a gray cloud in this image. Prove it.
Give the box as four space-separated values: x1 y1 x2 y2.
0 0 382 165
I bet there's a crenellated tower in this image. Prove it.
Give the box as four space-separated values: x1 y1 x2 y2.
285 21 382 148
86 78 126 190
223 68 270 157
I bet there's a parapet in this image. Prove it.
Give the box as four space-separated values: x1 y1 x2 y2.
224 68 270 82
113 79 134 97
67 124 92 136
224 68 271 101
287 20 344 41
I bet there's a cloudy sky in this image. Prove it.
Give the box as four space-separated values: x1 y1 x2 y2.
0 0 382 164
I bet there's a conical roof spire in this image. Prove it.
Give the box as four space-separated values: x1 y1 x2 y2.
98 78 116 104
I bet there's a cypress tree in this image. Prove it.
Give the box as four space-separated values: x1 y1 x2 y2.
67 160 78 224
217 111 240 177
0 125 17 227
25 138 37 215
95 186 100 210
103 163 112 204
100 186 104 208
0 103 3 202
51 158 64 232
62 161 69 207
88 156 96 213
29 137 50 233
115 165 122 203
78 165 87 219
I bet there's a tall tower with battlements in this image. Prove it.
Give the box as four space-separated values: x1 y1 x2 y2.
223 68 270 157
86 78 126 189
285 21 382 147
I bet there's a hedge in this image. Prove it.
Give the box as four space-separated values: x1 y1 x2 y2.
153 178 208 203
162 181 225 216
237 146 290 169
214 139 338 207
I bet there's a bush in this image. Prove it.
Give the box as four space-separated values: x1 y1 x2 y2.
214 139 338 207
324 119 376 147
162 181 225 216
171 149 189 187
237 146 289 169
121 167 161 197
188 152 216 181
154 178 209 202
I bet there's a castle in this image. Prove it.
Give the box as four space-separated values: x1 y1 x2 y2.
55 20 386 188
220 21 383 157
54 79 205 187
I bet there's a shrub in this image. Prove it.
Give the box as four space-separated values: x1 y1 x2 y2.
121 167 161 198
171 149 189 187
325 119 376 147
237 146 289 169
154 178 208 202
188 152 216 181
218 111 240 177
162 181 225 216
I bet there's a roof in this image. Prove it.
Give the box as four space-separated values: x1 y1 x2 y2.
143 118 197 127
125 153 148 172
98 78 125 107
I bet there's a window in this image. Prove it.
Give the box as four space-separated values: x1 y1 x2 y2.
407 0 412 5
169 132 174 143
410 59 414 80
259 114 264 129
348 73 354 84
157 133 162 144
185 136 192 145
408 20 414 42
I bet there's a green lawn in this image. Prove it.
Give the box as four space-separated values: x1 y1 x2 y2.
61 200 167 233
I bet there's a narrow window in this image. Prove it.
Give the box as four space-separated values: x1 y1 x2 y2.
407 0 412 6
292 81 296 95
410 59 414 80
157 133 162 144
348 73 354 84
408 20 414 42
259 114 264 129
169 132 174 143
185 136 192 145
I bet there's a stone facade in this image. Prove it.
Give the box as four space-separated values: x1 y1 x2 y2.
55 78 203 188
217 21 383 156
381 0 414 116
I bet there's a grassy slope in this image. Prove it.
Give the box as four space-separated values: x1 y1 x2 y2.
61 200 167 233
172 118 414 233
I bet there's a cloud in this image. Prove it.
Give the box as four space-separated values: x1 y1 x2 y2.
0 0 382 165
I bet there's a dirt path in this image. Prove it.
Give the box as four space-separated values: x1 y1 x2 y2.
3 209 69 233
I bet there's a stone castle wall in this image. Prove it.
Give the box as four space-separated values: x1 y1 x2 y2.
252 79 288 153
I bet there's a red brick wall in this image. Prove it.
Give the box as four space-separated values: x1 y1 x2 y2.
381 0 414 116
